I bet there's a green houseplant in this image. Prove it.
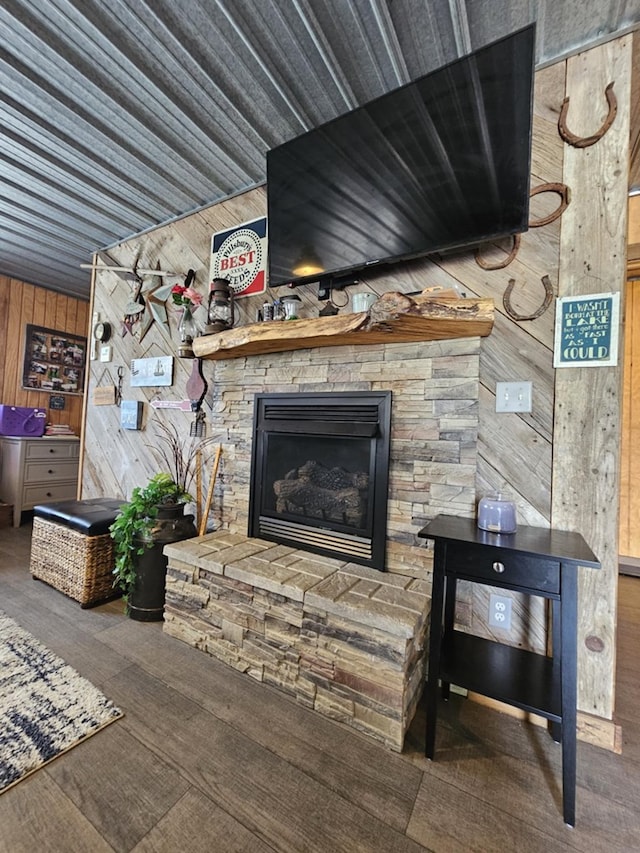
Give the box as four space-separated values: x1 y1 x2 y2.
110 472 192 610
110 423 217 619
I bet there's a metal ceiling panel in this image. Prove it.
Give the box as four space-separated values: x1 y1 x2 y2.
1 0 639 301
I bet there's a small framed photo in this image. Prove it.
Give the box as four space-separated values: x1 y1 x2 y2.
22 325 87 394
553 292 620 368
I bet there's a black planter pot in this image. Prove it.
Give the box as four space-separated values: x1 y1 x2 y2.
128 503 197 622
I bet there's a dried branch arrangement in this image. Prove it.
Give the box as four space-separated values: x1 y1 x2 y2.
148 421 219 496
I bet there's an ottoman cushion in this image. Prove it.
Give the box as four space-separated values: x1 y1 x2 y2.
33 497 123 535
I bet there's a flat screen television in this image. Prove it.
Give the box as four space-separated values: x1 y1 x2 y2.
267 24 535 289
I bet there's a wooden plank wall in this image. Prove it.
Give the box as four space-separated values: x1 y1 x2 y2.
0 276 89 435
83 36 631 726
620 193 640 558
553 37 631 721
619 276 640 559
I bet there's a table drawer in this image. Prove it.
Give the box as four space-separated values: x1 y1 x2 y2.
24 459 79 483
22 481 78 509
444 543 560 593
25 440 79 460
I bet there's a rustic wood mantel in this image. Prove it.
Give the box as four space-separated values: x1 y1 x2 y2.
193 292 494 360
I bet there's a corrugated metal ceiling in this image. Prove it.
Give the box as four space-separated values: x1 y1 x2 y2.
1 0 639 301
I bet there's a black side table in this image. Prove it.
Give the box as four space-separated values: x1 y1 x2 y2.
419 514 600 827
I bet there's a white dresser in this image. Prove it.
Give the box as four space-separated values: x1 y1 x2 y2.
0 436 80 527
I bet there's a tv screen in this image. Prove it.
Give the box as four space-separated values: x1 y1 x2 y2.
267 25 535 288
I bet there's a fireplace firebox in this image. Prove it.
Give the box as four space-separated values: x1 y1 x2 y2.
248 391 391 570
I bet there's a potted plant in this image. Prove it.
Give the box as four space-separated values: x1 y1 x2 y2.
110 424 216 620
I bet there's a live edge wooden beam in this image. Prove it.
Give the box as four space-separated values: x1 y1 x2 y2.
192 291 494 360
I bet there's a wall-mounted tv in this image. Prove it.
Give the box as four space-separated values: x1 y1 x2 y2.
267 25 535 289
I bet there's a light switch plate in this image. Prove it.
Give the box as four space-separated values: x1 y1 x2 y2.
99 345 112 362
495 381 532 413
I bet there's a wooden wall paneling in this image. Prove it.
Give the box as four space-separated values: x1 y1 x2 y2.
477 384 552 520
619 279 640 558
0 277 88 434
54 292 67 331
4 282 23 404
478 317 555 441
14 283 34 409
32 282 47 326
554 36 632 719
618 281 632 555
0 276 10 401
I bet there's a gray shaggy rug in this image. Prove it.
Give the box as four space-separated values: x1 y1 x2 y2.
0 609 122 792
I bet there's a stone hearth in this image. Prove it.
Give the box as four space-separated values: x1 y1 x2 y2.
163 531 430 751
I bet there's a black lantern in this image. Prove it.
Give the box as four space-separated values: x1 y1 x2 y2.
205 278 235 334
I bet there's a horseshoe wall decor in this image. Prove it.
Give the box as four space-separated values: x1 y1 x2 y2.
503 275 554 322
558 81 617 148
475 233 521 270
529 182 571 227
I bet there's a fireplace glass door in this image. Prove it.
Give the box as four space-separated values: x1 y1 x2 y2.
249 392 391 569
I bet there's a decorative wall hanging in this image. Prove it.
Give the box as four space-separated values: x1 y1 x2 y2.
92 368 118 406
93 386 117 406
209 217 267 298
553 292 620 368
186 358 208 437
122 282 146 337
130 356 174 387
49 395 65 411
503 275 555 322
475 234 521 270
120 400 144 430
558 82 617 148
22 325 86 395
528 183 571 227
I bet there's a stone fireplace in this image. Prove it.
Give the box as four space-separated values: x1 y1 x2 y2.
163 337 480 750
248 391 391 569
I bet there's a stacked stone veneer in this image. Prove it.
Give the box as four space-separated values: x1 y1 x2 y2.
163 337 480 749
164 532 430 750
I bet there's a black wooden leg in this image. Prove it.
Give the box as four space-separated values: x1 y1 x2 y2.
425 545 446 759
440 575 456 701
550 598 562 743
561 564 578 827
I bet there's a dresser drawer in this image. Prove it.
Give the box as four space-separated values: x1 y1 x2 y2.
22 481 78 509
444 543 560 593
24 459 79 483
25 440 79 461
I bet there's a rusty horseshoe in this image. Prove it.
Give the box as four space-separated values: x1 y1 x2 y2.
528 182 571 228
558 82 617 148
503 275 554 322
475 233 521 270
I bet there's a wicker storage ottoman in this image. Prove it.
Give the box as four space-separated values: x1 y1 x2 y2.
30 498 123 608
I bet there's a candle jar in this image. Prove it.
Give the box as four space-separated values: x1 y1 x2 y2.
282 294 302 320
477 492 517 534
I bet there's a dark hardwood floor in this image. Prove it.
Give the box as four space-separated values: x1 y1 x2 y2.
0 522 638 852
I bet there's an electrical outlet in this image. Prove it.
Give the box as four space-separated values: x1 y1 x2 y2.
489 593 512 630
495 381 532 413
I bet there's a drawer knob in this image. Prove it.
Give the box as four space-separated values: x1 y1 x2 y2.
492 561 506 573
48 469 54 474
46 492 52 497
49 448 55 453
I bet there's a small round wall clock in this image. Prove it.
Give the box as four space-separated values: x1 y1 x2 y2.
93 321 112 343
